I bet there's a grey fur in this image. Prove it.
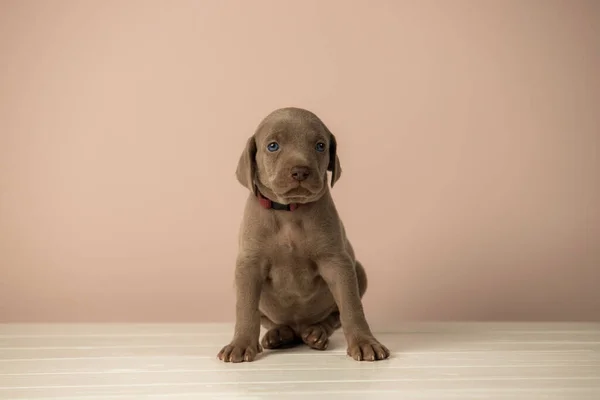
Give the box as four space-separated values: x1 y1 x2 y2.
217 107 390 362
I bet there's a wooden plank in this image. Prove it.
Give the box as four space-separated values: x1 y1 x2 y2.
0 323 598 399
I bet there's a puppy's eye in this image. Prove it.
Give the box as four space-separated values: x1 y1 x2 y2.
315 142 326 152
267 142 280 152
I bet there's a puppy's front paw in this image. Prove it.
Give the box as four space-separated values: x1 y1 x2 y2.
217 341 262 363
347 337 390 361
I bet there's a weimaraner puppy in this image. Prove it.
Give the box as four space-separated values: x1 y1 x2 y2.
217 107 390 362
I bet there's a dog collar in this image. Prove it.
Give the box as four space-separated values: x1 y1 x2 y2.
257 192 299 211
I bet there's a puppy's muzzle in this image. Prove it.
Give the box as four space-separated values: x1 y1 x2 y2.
291 166 310 182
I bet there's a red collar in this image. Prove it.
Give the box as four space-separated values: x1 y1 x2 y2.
257 192 299 211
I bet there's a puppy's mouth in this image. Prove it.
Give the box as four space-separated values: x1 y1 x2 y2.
273 183 320 202
284 185 313 196
260 176 325 204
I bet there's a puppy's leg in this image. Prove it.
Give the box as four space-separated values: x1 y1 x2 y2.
301 261 368 350
217 257 263 363
318 256 390 361
355 260 368 298
260 315 302 349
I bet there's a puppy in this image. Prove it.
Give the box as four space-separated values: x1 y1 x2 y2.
217 107 389 362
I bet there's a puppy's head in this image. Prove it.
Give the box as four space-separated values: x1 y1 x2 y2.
236 107 342 204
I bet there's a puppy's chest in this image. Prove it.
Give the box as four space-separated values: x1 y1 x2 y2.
263 219 322 297
266 219 316 271
272 220 310 254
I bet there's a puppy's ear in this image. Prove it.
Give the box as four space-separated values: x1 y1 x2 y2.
328 132 342 187
235 136 258 195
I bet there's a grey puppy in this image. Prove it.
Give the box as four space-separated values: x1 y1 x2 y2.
217 107 390 362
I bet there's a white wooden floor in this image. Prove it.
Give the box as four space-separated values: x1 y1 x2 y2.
0 323 599 399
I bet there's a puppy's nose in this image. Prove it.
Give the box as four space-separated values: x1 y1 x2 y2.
291 166 310 181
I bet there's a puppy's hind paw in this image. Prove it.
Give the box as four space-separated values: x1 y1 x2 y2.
301 325 329 350
261 325 300 349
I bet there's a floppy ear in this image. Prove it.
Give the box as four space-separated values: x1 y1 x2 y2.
328 132 342 187
235 136 258 195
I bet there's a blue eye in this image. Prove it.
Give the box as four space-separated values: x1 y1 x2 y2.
315 142 326 152
267 142 279 152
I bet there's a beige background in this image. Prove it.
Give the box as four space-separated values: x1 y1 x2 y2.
1 0 599 324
